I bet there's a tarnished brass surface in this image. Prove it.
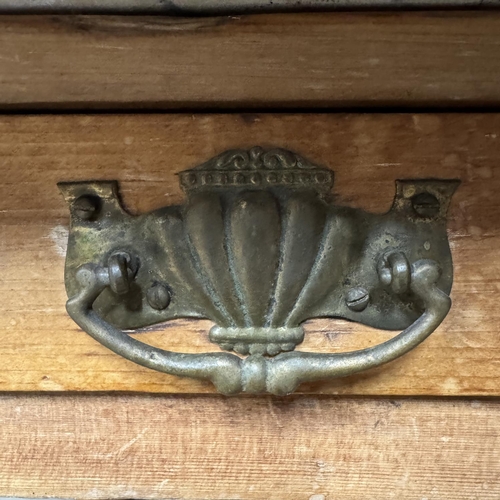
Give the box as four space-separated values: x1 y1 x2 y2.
59 147 458 395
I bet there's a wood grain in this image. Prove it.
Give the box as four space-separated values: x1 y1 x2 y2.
0 394 498 499
1 113 500 395
3 0 500 14
0 13 500 110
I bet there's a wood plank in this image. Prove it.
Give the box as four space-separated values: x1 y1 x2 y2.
1 113 500 395
0 395 499 499
0 13 500 110
3 0 500 14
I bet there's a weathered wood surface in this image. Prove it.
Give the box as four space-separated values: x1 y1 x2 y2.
0 13 500 110
3 0 500 14
0 395 498 499
1 112 499 395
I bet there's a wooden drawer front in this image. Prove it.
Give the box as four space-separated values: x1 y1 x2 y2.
1 395 499 500
0 11 499 500
1 112 499 395
1 13 500 110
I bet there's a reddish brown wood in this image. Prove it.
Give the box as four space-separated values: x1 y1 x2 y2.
0 13 499 110
0 113 499 395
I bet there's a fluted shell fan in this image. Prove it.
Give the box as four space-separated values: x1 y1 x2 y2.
177 146 336 355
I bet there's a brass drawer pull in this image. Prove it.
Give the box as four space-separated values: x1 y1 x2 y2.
59 147 458 395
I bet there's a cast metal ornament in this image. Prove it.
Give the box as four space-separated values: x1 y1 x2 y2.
59 147 459 395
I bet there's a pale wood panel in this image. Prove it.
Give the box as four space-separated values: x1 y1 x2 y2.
0 13 500 109
0 395 498 499
1 113 500 395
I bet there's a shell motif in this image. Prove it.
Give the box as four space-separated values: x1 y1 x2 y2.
60 147 458 358
177 147 337 355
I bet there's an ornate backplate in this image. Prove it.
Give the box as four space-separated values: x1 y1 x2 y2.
59 147 458 394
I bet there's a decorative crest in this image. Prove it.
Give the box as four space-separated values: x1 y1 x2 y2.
179 146 334 193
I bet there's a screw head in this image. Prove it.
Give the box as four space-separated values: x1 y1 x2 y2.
411 192 440 218
146 283 171 310
346 287 370 312
73 195 100 221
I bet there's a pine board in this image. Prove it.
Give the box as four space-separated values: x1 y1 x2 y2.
0 112 499 395
0 13 500 110
0 395 498 499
